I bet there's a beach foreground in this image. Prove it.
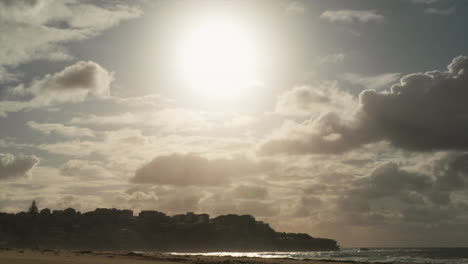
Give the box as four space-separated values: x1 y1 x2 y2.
0 249 418 264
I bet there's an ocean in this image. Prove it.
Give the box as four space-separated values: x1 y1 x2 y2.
172 248 468 263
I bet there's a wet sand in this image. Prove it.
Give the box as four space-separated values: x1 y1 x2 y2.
0 248 417 264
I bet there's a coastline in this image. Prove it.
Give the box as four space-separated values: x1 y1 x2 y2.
0 248 418 264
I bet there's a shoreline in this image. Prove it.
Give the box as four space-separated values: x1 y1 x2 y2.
0 248 418 264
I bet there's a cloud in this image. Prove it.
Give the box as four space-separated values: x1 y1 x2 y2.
320 10 384 23
348 162 432 203
261 56 468 154
424 7 455 15
0 66 20 84
0 0 141 68
291 196 323 217
69 112 139 126
342 72 401 91
60 160 113 179
275 84 355 117
338 152 468 218
36 128 148 159
27 121 95 138
200 190 279 217
0 153 39 180
68 108 255 134
16 61 113 103
1 61 113 116
131 153 265 186
232 185 268 199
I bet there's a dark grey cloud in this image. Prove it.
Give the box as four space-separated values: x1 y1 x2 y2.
131 153 265 186
1 61 113 116
0 153 39 180
261 56 468 154
337 152 468 225
432 152 468 192
16 61 113 103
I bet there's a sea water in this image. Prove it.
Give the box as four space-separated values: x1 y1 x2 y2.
172 248 468 263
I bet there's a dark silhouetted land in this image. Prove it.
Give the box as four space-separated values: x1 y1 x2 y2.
0 206 339 252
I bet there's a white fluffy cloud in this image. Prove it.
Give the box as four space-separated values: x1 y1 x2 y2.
0 153 39 180
320 10 384 23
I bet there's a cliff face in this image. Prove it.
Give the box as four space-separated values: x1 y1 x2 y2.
0 209 339 252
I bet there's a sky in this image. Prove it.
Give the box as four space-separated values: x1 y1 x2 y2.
1 0 468 247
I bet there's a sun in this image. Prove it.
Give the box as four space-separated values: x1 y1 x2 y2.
178 17 260 101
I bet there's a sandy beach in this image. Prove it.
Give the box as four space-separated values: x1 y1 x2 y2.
0 248 419 264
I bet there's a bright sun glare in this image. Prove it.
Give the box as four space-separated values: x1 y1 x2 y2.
179 18 260 100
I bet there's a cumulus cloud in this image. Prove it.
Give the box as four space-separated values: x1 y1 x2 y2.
261 56 468 154
0 61 113 116
0 153 39 180
27 121 95 138
275 84 355 117
16 61 113 104
320 10 384 23
131 153 265 186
